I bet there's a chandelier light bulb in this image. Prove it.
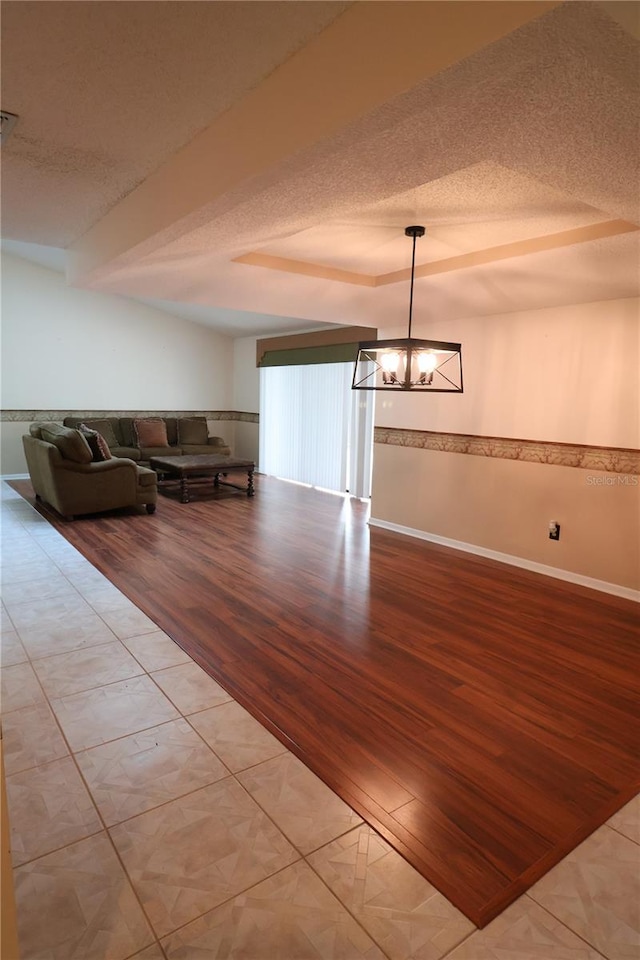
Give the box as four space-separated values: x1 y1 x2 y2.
380 352 400 373
417 352 438 374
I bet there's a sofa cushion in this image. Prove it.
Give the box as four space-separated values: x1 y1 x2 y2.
118 418 136 447
177 418 208 445
134 418 169 447
41 424 93 464
181 443 231 456
64 418 120 448
30 422 55 439
111 446 141 461
209 438 231 454
139 446 177 459
87 419 120 447
164 418 178 446
78 423 112 462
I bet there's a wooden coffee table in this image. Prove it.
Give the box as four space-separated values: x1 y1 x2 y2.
149 454 255 503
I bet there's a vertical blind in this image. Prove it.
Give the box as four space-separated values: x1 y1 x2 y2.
259 362 356 493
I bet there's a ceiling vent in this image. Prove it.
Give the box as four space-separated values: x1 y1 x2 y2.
0 111 19 145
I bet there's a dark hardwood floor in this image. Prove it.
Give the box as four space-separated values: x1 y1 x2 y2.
14 476 640 927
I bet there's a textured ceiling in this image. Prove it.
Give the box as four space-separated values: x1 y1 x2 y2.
1 1 638 336
245 163 621 273
0 0 350 246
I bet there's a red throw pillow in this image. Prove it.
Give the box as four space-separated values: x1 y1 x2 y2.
78 423 112 462
94 432 112 460
134 418 168 447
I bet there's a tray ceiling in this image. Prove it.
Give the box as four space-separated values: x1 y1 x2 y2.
1 1 638 336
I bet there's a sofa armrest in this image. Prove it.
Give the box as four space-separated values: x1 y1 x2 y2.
58 457 139 475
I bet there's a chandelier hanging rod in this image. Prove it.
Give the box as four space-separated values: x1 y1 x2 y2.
405 225 424 341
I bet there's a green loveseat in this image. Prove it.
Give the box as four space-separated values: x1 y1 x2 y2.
62 415 230 463
23 423 157 520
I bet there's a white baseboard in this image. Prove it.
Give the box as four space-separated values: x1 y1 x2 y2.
369 518 640 602
1 473 29 481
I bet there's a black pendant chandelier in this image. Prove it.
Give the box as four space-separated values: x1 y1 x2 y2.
352 226 463 392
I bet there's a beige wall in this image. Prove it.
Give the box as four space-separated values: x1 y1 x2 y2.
233 336 260 413
1 252 234 473
375 298 639 447
1 422 32 477
371 298 640 591
372 445 639 591
233 421 260 463
1 253 233 410
232 336 260 463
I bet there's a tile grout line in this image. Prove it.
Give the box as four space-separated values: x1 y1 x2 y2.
523 893 611 960
2 524 203 746
213 761 405 958
302 841 398 960
606 819 640 847
438 930 477 960
1 502 191 955
153 859 306 949
11 828 106 871
4 521 257 799
4 595 232 775
2 498 352 951
103 708 398 951
182 708 290 776
3 538 170 957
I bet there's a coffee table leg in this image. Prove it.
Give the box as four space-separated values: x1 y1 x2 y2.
180 477 190 503
247 469 255 497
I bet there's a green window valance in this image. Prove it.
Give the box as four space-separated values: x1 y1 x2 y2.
258 343 362 367
256 326 377 368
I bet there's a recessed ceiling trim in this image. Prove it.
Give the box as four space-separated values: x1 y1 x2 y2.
378 219 639 285
233 251 376 287
234 219 639 287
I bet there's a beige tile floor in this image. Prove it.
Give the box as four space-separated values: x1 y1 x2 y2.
0 480 638 960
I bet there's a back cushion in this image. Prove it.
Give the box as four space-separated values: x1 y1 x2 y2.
78 423 112 462
40 424 93 463
80 418 120 448
30 421 69 440
177 418 208 445
164 418 178 446
118 419 136 447
134 418 169 447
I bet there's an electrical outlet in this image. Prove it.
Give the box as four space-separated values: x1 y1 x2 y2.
549 521 560 541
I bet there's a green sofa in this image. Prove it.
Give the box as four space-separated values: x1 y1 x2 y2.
62 415 230 463
23 423 158 520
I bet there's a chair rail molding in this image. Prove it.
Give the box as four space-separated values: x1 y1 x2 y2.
375 427 640 475
1 409 259 423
